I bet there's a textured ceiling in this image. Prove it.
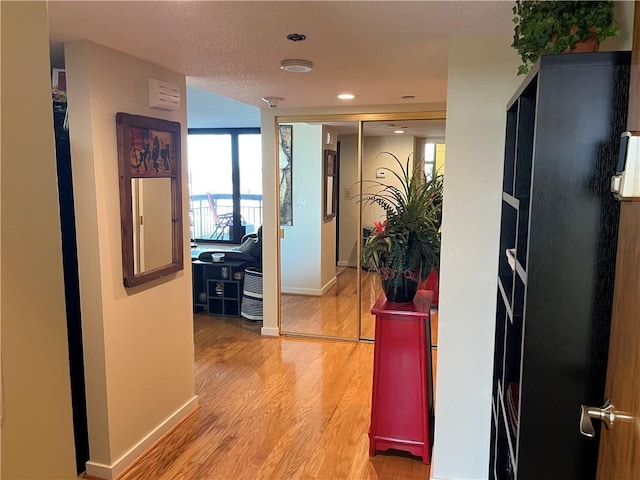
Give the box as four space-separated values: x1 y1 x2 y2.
48 1 515 112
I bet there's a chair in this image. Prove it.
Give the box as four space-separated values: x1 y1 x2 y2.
207 193 234 240
198 226 262 268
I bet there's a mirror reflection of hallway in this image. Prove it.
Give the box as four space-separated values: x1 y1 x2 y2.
358 119 446 341
277 115 446 343
279 121 360 340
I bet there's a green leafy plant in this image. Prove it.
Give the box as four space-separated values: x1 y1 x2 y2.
360 152 444 289
512 1 619 75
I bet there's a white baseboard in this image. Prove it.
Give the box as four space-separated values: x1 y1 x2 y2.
85 396 199 480
261 326 279 336
320 276 337 295
281 286 322 295
281 276 337 297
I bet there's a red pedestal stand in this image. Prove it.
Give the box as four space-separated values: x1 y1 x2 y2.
368 290 434 464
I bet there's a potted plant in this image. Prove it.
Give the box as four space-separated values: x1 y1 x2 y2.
361 152 444 303
512 0 620 75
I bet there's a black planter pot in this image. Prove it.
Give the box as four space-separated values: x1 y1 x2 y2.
380 268 420 303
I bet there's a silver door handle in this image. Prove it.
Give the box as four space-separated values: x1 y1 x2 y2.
580 399 634 438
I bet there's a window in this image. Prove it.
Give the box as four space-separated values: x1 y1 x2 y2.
188 128 261 243
424 140 446 179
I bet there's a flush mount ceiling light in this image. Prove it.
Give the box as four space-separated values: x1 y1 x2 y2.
394 130 405 134
280 59 314 73
337 93 355 100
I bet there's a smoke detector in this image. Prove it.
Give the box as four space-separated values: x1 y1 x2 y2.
280 59 313 73
262 96 284 108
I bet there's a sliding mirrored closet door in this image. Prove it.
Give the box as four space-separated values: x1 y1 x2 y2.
278 120 360 340
358 119 447 340
275 113 446 342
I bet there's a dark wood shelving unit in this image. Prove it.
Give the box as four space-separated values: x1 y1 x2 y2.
192 260 249 317
490 52 630 480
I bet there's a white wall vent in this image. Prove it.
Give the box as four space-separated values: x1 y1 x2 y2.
148 78 180 111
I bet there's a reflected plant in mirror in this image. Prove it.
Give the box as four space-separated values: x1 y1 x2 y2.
359 152 443 303
116 113 183 287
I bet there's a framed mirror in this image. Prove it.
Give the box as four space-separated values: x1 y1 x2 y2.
116 112 183 287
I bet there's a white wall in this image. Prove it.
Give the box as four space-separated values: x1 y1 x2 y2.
279 124 338 295
280 123 323 294
65 41 196 479
431 36 520 480
1 3 77 478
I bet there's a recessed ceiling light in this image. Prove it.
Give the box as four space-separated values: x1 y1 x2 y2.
394 130 405 134
281 59 313 73
402 95 416 100
338 93 355 100
286 33 307 42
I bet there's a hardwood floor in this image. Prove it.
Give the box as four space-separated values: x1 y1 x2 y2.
280 268 359 338
280 267 438 349
117 315 434 480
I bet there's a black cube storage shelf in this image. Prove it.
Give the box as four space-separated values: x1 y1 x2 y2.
489 51 630 480
192 260 250 317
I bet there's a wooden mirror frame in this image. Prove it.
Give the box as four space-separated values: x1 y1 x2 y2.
116 112 183 287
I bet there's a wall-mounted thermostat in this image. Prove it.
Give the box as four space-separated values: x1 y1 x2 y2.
376 168 386 179
344 187 353 200
611 131 640 200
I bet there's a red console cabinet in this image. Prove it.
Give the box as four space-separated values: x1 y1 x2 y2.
369 290 434 464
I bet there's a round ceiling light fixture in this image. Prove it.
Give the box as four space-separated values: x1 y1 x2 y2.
337 93 355 100
281 59 314 73
394 130 405 134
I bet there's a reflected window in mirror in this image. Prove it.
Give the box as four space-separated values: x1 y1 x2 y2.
187 128 261 244
423 140 446 180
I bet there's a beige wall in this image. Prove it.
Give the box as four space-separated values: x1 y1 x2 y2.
320 125 337 290
139 178 173 271
361 135 416 229
1 2 77 478
0 0 2 470
337 134 358 267
65 41 196 477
